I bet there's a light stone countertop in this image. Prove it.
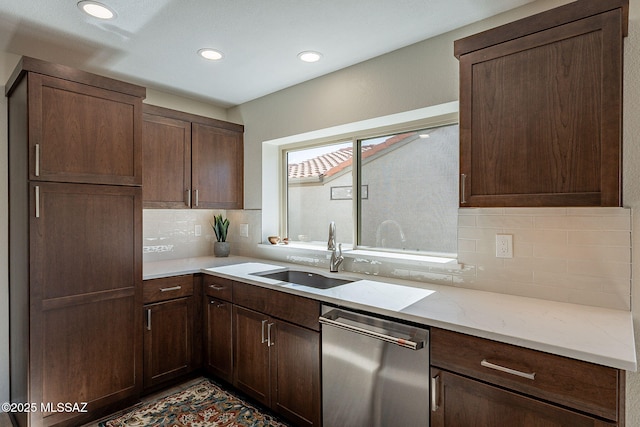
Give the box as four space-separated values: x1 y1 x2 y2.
144 256 637 372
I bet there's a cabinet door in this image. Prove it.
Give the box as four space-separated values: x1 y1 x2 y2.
206 297 233 383
431 369 615 427
144 297 193 388
142 113 192 208
28 73 142 186
458 10 623 207
271 321 321 427
29 182 142 426
192 122 243 209
233 306 271 406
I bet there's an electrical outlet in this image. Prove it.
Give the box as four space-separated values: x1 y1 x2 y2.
195 224 202 237
496 234 513 258
240 223 249 238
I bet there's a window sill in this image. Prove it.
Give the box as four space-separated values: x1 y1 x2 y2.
257 243 462 270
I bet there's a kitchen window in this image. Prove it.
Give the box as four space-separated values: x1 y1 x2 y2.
282 121 459 257
261 101 460 261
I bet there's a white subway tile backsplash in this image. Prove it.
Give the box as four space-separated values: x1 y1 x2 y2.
504 256 567 273
568 230 630 246
144 206 632 311
476 215 534 229
455 207 631 310
565 245 631 262
457 215 477 227
567 260 631 280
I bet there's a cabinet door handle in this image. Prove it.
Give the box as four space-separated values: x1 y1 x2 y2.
267 323 274 347
160 285 182 292
209 285 226 291
146 309 152 331
34 186 40 218
460 173 467 204
209 299 226 308
35 144 40 177
261 319 268 344
194 189 199 207
185 189 191 207
431 375 439 412
481 359 536 380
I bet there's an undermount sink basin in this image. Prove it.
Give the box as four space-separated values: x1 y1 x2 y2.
253 270 352 289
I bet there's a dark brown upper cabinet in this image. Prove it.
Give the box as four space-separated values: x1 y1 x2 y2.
6 56 144 187
456 0 628 207
142 104 244 209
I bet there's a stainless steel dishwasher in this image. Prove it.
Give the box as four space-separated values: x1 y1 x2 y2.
320 305 430 427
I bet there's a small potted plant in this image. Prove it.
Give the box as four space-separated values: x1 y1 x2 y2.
211 214 230 257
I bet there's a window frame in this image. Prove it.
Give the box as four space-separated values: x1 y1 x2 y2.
261 101 461 263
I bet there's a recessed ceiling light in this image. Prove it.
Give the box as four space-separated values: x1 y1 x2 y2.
298 51 323 63
419 134 430 139
77 1 116 20
198 48 224 61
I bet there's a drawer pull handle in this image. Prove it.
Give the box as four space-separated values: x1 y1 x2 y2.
209 285 226 291
160 285 182 292
481 359 536 380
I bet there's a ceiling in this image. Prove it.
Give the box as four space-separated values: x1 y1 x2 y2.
0 0 537 107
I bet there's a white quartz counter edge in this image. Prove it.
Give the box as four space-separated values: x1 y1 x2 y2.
144 256 637 372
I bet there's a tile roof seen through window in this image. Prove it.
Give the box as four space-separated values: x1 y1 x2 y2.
288 132 416 179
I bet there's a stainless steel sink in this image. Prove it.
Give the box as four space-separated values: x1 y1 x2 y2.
252 270 352 289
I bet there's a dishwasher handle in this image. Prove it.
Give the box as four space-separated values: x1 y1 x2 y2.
319 315 424 350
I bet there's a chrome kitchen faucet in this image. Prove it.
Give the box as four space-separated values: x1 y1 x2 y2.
328 221 344 273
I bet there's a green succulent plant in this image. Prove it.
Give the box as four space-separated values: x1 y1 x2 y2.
211 214 230 242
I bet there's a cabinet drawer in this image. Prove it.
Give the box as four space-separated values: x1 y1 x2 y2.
233 282 320 331
203 275 233 302
143 275 194 304
431 328 622 421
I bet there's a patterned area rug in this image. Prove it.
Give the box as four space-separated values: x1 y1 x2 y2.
99 379 289 427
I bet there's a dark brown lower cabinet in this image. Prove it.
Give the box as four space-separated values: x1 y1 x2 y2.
430 369 615 427
144 297 193 387
430 328 624 426
270 319 321 427
205 296 234 383
233 305 320 427
233 306 273 405
142 275 197 390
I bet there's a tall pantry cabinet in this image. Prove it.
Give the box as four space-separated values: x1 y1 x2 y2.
7 57 145 427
